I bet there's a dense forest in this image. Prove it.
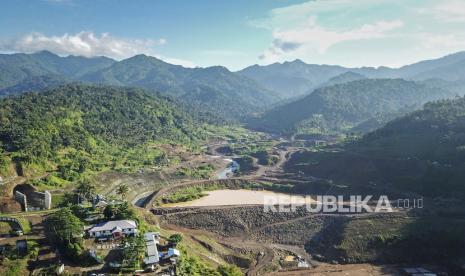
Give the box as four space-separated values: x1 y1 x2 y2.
0 50 114 91
285 96 465 199
81 55 279 121
0 84 204 181
0 52 279 122
250 79 456 134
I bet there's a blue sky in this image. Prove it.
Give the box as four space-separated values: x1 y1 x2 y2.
1 0 465 70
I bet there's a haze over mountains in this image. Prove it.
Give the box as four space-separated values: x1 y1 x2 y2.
250 79 456 134
239 51 465 98
1 50 465 131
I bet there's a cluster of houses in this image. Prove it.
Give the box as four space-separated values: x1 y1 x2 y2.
85 219 180 271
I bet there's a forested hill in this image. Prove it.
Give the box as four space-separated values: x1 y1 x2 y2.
286 96 465 199
360 96 465 162
81 54 279 120
0 84 203 179
250 79 455 134
0 51 114 91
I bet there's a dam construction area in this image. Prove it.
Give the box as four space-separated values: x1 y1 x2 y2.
136 137 448 276
2 129 460 275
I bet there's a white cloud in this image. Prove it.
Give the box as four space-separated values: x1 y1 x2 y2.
0 31 166 59
250 0 393 29
424 1 465 22
253 0 408 64
0 31 196 67
260 18 403 63
415 32 465 50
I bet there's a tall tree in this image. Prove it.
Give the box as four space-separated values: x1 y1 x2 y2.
122 234 146 270
76 180 96 203
117 183 129 200
47 207 83 244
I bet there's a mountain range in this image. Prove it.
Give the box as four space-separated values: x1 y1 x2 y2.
2 50 465 128
238 51 465 98
0 51 278 121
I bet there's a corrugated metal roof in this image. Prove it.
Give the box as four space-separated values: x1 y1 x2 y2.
89 220 137 232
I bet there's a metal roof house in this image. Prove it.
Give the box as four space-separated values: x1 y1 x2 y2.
144 232 160 269
88 220 137 238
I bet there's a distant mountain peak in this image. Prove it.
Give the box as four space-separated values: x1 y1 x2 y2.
331 71 366 79
281 59 306 66
291 59 305 64
203 65 230 73
123 54 151 61
132 53 148 58
120 54 169 66
32 50 60 58
319 71 367 88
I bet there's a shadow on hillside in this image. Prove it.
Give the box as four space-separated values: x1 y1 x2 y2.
304 205 465 274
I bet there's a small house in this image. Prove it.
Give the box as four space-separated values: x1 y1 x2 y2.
144 232 160 269
88 220 137 238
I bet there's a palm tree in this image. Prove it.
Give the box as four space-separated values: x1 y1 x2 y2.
76 180 96 204
117 183 129 200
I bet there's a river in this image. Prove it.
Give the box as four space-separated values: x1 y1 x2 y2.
216 159 239 179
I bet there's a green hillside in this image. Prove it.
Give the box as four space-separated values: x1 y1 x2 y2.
0 74 71 98
285 96 465 199
0 51 114 92
0 84 203 180
251 79 455 134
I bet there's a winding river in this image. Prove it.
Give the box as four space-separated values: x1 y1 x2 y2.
216 159 239 179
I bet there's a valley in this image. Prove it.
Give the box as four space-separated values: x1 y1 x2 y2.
4 1 465 275
1 51 465 275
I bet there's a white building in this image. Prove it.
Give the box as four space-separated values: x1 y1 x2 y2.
88 220 137 238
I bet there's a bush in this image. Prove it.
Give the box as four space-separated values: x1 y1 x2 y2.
177 255 219 276
162 186 206 203
168 234 183 244
234 156 255 173
217 264 243 276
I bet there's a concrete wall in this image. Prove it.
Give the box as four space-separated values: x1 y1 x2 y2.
14 191 27 212
13 184 52 211
44 191 52 210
